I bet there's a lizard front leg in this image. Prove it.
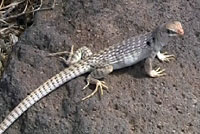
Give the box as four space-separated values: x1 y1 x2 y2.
156 51 175 62
144 57 166 77
82 65 113 101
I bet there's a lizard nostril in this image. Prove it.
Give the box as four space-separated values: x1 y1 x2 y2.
178 29 184 35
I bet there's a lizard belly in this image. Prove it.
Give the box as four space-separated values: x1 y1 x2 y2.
112 52 148 70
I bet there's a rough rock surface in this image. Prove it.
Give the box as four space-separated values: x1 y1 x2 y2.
0 0 200 133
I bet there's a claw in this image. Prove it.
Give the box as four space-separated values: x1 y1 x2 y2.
64 45 74 65
155 67 161 72
157 52 175 62
149 67 166 77
82 80 108 101
83 80 90 89
48 46 74 57
48 45 74 65
59 57 69 64
48 51 70 57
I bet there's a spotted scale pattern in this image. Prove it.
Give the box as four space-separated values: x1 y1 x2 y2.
0 21 183 133
90 32 153 69
0 61 91 134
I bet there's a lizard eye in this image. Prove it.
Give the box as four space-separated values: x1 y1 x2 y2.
166 29 177 35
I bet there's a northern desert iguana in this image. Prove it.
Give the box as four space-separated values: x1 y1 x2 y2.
0 21 184 133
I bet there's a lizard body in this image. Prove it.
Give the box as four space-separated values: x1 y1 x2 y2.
0 21 184 133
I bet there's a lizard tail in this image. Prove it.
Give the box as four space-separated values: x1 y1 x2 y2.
0 61 91 134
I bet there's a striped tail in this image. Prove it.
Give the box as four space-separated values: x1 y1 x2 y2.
0 61 91 134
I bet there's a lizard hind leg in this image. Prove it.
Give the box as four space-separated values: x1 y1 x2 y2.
82 65 113 101
49 45 93 65
67 46 93 65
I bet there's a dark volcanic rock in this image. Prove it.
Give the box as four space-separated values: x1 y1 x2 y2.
0 0 200 134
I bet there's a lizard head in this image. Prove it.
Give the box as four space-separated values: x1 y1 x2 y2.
165 21 184 37
154 21 184 46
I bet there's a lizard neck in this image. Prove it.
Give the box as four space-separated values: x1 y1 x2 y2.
153 26 171 47
151 28 169 52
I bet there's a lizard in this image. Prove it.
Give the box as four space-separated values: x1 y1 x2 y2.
0 21 184 133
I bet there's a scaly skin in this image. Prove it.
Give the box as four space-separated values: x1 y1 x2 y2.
0 21 184 133
0 61 91 134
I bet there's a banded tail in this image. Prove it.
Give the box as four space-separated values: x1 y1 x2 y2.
0 61 91 134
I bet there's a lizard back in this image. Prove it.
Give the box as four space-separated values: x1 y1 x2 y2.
91 32 153 70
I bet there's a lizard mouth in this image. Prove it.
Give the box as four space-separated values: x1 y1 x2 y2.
177 28 184 36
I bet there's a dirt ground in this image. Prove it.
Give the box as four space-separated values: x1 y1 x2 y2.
0 0 200 134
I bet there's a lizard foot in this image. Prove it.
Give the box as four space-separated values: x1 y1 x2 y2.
82 80 108 101
157 52 175 62
149 67 166 77
48 45 74 65
48 45 74 56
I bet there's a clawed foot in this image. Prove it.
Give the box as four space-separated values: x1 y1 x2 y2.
149 67 166 77
157 52 175 62
48 45 74 65
82 80 108 101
